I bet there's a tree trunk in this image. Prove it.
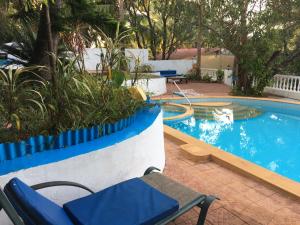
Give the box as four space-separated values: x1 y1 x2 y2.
118 0 124 21
196 0 203 78
31 5 51 76
31 1 60 78
45 4 56 88
237 1 250 94
196 42 202 78
162 18 167 60
237 62 251 93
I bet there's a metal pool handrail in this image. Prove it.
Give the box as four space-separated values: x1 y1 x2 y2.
173 81 192 108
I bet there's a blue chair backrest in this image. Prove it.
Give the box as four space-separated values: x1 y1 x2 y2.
4 178 74 225
160 70 177 76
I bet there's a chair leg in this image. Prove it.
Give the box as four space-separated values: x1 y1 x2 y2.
196 195 218 225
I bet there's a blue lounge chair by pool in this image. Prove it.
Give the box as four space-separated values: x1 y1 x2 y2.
0 167 217 225
159 70 188 83
159 70 178 78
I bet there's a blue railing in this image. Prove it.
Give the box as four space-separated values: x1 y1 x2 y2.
0 115 136 162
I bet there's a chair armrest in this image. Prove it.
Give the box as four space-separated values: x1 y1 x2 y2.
31 181 95 194
144 167 161 175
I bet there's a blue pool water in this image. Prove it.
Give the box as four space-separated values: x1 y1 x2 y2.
162 110 182 118
163 98 300 182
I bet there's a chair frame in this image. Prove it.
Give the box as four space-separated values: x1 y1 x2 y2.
0 167 218 225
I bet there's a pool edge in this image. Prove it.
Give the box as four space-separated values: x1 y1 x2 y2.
154 95 300 105
164 124 300 200
163 103 194 121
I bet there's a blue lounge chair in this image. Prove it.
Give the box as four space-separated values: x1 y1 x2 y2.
159 70 188 83
0 167 217 225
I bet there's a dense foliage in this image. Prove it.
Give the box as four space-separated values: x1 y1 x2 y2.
0 0 118 72
0 0 147 144
199 0 300 95
125 0 198 59
0 62 144 143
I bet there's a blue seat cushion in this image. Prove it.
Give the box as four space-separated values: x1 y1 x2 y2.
63 178 179 225
160 70 177 77
5 178 74 225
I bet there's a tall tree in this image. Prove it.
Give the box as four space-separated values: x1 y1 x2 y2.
201 0 300 94
125 0 198 59
195 0 203 78
0 0 118 73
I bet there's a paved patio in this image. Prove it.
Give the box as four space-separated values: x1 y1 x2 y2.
158 82 297 101
164 138 300 225
159 82 232 98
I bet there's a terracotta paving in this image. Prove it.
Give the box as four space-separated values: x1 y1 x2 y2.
163 138 300 225
158 82 232 98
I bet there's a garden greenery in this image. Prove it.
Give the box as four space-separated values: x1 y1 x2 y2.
0 60 144 143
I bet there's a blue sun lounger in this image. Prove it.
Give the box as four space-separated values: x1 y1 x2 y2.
159 70 188 83
0 167 217 225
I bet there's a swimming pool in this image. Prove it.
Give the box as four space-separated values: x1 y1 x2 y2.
162 98 300 183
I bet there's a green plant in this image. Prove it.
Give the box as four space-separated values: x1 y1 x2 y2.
202 74 212 83
111 70 126 88
186 64 201 81
185 73 200 81
0 67 47 142
136 64 153 73
93 28 131 75
127 56 151 86
216 69 224 83
0 58 145 143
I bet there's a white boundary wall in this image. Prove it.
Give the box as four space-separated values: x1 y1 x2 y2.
0 112 165 225
264 87 300 100
83 48 233 81
124 77 167 96
83 48 106 71
83 48 149 72
148 60 196 75
264 74 300 100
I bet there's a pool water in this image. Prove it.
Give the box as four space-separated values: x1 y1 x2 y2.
164 100 300 182
162 105 186 118
162 110 182 118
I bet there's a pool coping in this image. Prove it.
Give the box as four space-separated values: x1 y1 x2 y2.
154 95 300 105
162 96 300 200
163 103 194 121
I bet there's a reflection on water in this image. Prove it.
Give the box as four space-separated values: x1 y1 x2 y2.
199 119 233 145
193 103 262 121
213 108 234 124
268 161 279 171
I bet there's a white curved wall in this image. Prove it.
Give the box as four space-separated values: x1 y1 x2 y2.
125 78 167 96
0 112 165 225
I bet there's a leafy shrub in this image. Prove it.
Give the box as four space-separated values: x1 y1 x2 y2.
185 73 201 81
111 70 126 87
136 64 153 73
0 67 48 142
0 61 144 143
186 64 201 80
202 74 212 82
216 69 224 83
